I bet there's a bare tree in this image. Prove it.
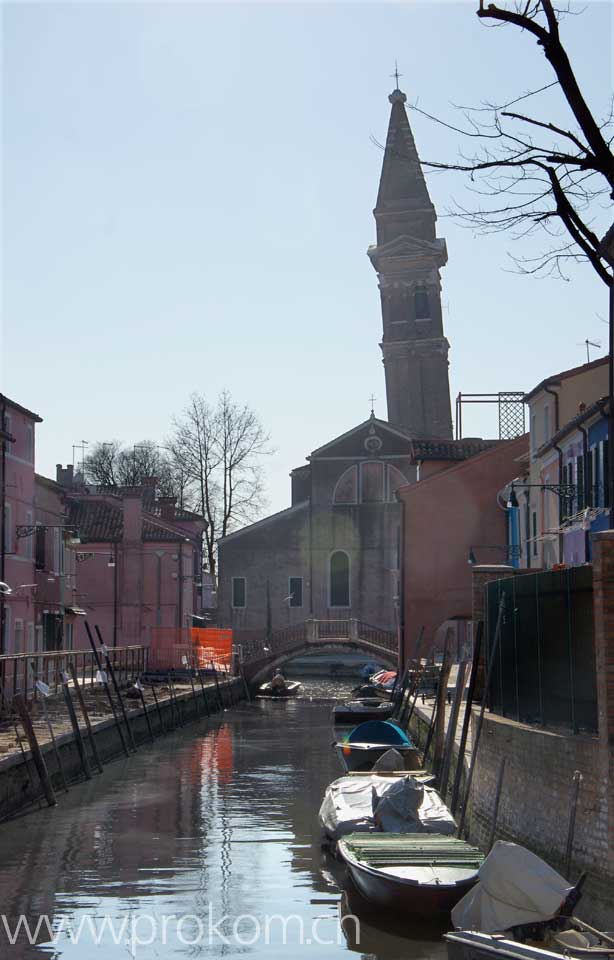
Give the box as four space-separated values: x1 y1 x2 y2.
400 1 613 283
84 440 176 493
168 390 271 575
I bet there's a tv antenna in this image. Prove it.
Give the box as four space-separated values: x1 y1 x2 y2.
577 338 601 363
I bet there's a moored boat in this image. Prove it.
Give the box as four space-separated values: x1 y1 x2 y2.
319 771 454 841
334 720 420 772
333 698 396 725
338 833 484 915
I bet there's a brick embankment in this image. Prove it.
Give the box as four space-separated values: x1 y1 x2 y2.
0 677 245 821
408 698 614 928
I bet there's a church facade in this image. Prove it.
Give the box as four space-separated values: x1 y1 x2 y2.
217 86 482 651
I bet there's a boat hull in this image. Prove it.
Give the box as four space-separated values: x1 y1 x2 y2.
335 742 421 772
338 834 483 917
257 681 302 699
333 700 396 724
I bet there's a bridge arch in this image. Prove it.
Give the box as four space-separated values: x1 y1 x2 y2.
244 637 397 686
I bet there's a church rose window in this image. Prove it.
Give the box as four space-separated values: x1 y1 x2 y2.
333 462 408 504
330 551 350 608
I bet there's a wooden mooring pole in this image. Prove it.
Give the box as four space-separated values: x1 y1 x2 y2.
450 621 483 816
95 625 137 751
13 694 56 808
457 596 505 838
438 658 470 800
61 671 92 782
68 661 104 774
84 621 130 758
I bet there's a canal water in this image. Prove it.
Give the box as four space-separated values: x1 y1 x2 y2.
0 679 448 959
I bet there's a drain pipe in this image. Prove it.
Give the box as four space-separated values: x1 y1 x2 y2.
544 385 563 562
578 422 590 561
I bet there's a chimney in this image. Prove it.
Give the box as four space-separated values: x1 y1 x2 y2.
122 488 143 543
56 464 74 488
159 496 177 521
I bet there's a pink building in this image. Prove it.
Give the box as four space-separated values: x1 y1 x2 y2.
1 394 42 655
56 467 207 652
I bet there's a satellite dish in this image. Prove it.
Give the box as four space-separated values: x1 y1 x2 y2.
0 582 12 595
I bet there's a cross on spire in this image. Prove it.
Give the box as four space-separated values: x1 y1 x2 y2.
391 60 403 89
369 394 377 416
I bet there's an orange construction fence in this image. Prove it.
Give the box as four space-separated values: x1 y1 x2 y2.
147 626 234 672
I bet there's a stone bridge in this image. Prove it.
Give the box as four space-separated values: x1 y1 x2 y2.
238 618 398 685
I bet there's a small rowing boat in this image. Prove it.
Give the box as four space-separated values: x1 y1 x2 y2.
334 720 420 772
257 680 302 699
333 698 396 725
338 833 484 915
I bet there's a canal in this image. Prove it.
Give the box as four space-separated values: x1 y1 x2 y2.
0 679 448 959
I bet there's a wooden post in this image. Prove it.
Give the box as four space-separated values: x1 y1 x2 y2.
84 621 130 758
13 720 42 807
211 660 223 711
439 659 470 800
488 756 506 852
188 669 201 720
457 597 505 838
432 632 453 782
451 621 483 816
39 688 70 793
61 672 92 781
13 694 56 807
68 661 104 774
134 679 155 744
565 770 583 879
197 669 211 717
95 625 137 751
150 683 165 733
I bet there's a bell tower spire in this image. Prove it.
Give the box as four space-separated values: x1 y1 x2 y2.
368 82 453 440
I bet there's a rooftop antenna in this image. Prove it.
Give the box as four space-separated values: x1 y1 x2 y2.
577 338 601 363
391 60 403 89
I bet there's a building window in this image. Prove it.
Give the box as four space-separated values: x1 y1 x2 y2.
27 623 35 654
414 285 431 320
232 577 246 608
333 465 358 504
14 619 24 654
288 577 303 608
577 454 585 510
361 461 385 502
532 511 538 557
530 415 537 457
2 607 10 653
543 404 550 444
330 551 350 608
604 440 610 508
65 622 74 651
35 525 46 570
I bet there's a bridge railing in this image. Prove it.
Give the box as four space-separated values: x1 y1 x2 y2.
238 618 397 665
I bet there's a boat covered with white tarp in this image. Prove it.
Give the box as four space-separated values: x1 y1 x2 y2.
319 772 456 841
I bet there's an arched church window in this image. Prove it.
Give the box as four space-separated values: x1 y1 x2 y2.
387 465 409 501
361 461 385 502
414 285 431 320
330 551 350 608
333 465 358 504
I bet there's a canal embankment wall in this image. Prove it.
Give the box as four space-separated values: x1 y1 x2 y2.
0 678 244 822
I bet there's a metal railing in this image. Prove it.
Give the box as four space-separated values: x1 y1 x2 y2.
0 645 149 715
485 566 597 734
239 618 397 664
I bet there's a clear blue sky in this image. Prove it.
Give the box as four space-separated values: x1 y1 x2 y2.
2 1 612 515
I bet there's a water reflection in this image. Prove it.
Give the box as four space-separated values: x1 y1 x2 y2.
0 678 447 959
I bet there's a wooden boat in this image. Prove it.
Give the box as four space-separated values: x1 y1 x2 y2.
333 698 396 725
445 928 614 960
334 720 420 772
257 680 302 699
338 833 484 915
